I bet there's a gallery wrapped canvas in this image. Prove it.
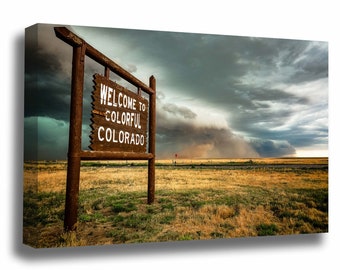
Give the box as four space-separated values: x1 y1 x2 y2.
24 23 328 248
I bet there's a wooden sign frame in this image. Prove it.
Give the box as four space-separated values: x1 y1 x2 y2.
54 27 156 232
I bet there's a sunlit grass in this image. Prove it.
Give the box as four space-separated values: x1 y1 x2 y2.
23 158 328 248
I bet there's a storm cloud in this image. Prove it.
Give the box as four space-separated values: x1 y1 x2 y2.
24 24 328 160
156 93 259 158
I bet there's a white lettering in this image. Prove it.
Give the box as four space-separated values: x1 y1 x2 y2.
107 87 113 106
123 95 128 108
99 83 139 110
130 133 135 144
126 112 131 126
118 93 123 107
110 111 116 122
119 130 124 143
98 126 105 141
102 110 142 129
124 131 130 144
112 89 117 107
139 102 146 112
105 110 110 122
121 112 126 125
116 111 121 124
105 128 112 142
97 127 145 146
100 84 107 105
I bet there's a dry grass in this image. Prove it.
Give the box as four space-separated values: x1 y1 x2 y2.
23 158 328 248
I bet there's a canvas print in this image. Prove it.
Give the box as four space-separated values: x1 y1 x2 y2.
24 23 328 248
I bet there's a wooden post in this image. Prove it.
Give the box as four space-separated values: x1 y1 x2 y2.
104 66 110 79
148 76 156 204
64 43 85 231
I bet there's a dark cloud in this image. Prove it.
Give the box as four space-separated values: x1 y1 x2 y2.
24 24 328 159
156 120 259 159
24 116 91 160
250 140 296 157
24 116 69 160
25 24 73 121
24 25 106 160
156 96 259 159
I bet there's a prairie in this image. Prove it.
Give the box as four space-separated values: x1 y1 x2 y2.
23 158 328 248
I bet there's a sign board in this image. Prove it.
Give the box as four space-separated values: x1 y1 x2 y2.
90 74 149 153
55 26 156 232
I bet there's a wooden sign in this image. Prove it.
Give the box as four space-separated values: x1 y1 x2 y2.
90 74 149 153
55 27 156 232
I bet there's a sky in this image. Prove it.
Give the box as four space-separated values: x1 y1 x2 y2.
24 23 328 160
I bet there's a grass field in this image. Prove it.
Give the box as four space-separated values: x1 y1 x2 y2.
23 158 328 248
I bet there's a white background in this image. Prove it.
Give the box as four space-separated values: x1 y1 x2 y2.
2 0 339 269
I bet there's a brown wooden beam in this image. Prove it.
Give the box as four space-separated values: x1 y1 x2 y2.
80 150 153 160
